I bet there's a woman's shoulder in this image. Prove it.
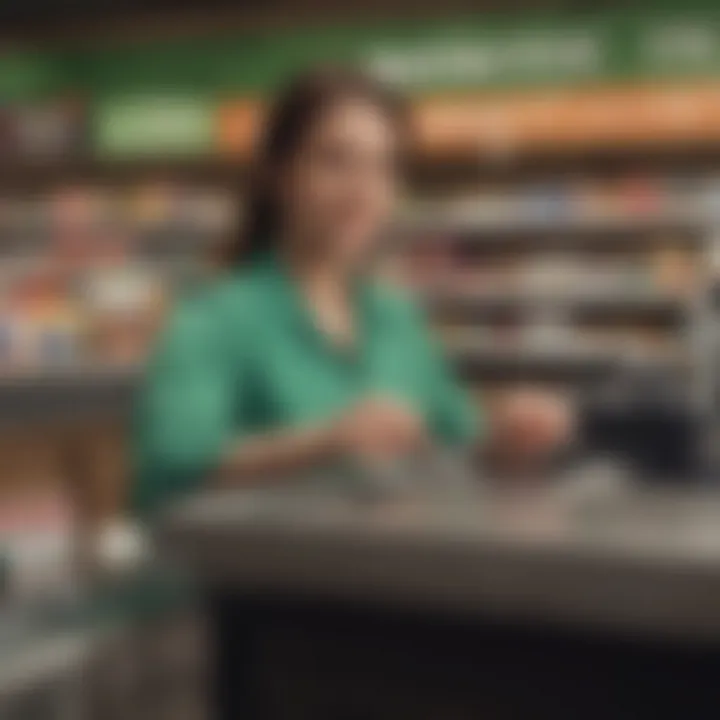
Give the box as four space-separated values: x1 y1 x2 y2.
164 270 271 336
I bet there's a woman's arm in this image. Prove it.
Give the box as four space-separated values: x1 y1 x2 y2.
132 298 237 513
398 297 479 445
213 394 425 484
134 298 343 512
399 293 572 464
213 424 339 484
133 298 422 514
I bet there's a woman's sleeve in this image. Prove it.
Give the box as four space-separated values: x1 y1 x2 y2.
131 297 237 515
404 298 480 445
424 333 480 445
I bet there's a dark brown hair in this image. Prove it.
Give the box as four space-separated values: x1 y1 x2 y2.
224 66 409 266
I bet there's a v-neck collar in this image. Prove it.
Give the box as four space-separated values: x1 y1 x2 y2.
250 251 376 358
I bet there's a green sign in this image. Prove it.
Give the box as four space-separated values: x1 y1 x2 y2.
94 96 214 157
68 11 720 99
0 51 69 102
4 11 720 103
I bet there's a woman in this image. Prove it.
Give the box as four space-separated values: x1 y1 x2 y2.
133 67 570 514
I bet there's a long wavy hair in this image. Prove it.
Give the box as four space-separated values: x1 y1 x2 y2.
223 66 409 266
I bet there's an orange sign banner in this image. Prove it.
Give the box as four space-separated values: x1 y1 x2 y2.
413 82 720 152
216 100 263 157
215 81 720 159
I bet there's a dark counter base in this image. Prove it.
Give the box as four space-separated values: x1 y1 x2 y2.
207 591 720 720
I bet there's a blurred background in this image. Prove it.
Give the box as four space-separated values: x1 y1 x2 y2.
4 0 720 716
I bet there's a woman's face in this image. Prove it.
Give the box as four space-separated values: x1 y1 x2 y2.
280 97 401 268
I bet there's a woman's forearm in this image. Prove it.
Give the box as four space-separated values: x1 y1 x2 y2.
210 394 431 487
212 425 338 486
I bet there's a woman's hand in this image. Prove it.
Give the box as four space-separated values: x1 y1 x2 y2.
331 395 426 461
487 388 574 472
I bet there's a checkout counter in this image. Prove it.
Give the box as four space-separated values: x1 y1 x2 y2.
160 466 720 720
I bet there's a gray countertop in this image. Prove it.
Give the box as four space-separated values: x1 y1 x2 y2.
159 479 720 642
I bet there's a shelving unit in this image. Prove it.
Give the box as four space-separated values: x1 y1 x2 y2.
3 134 720 507
0 155 718 408
390 160 720 459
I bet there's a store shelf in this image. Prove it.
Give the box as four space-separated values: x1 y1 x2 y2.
0 363 139 383
0 365 140 424
399 212 705 245
0 158 247 191
5 137 720 191
450 344 684 382
411 143 720 183
425 290 689 322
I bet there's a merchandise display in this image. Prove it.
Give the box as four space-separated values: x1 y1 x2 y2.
403 173 720 229
394 170 714 406
0 183 237 373
0 169 705 393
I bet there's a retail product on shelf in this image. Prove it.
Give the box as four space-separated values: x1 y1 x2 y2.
650 245 699 296
397 168 712 405
0 263 82 369
129 182 237 240
81 264 168 365
0 181 236 375
403 172 720 231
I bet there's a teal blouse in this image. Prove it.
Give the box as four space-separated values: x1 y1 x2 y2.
132 255 477 513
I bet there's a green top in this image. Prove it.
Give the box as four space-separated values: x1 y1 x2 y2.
132 254 478 514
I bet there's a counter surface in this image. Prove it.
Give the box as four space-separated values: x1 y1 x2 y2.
160 481 720 641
